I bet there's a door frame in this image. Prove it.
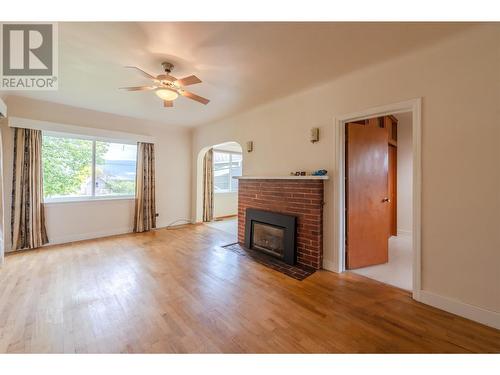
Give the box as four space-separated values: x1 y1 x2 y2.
333 98 422 299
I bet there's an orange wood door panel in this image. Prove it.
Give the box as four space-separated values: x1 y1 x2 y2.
346 122 389 269
388 144 398 237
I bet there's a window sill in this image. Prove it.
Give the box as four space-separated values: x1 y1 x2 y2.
44 196 135 205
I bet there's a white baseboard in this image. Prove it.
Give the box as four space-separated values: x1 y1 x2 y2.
415 290 500 330
49 222 197 244
322 259 340 273
45 227 133 246
5 223 199 252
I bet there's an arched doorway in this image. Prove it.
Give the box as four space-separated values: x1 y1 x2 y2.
195 141 243 239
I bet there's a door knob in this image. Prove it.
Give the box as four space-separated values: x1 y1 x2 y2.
382 197 391 203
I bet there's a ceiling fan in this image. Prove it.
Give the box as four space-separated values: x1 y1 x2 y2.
120 62 210 108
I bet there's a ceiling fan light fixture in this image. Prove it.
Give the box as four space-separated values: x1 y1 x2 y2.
155 88 179 101
123 63 209 107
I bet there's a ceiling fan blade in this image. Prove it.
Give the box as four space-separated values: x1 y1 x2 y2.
156 74 177 82
163 100 173 108
124 66 157 81
176 75 202 86
119 86 156 91
181 90 210 105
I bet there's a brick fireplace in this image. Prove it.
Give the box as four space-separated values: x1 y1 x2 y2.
237 177 326 269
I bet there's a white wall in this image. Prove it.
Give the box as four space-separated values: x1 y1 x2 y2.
44 199 135 244
395 112 412 234
214 193 238 218
192 24 500 315
0 96 192 254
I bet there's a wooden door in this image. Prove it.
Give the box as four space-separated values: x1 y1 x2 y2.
346 122 390 269
388 145 397 236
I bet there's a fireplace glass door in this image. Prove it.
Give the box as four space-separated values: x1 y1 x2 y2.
251 221 285 258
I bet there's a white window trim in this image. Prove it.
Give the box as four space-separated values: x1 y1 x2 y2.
44 195 135 204
213 150 242 194
43 130 137 145
42 133 137 203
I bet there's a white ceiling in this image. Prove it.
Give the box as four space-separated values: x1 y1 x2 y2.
3 22 473 128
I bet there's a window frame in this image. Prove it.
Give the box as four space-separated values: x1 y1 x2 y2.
42 131 138 203
213 149 242 194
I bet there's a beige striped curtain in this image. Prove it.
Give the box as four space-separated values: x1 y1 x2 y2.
134 142 156 232
202 148 214 222
11 128 48 250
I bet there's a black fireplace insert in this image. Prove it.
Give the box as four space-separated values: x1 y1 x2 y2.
244 208 297 265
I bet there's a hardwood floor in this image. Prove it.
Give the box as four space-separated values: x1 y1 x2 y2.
0 224 499 353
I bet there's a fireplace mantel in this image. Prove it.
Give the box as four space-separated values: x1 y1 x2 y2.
234 175 329 180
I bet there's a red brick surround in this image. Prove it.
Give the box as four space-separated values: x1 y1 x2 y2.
238 179 324 269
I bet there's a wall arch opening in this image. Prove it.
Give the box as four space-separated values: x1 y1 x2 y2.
195 141 243 234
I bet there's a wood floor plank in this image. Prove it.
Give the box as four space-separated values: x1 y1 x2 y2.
0 224 499 353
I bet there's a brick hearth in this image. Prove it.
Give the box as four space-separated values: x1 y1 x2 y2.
237 178 325 269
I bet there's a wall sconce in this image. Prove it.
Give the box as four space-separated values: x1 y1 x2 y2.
246 141 253 152
310 128 319 143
